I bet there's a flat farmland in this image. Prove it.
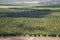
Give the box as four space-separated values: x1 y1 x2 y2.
0 6 60 37
0 37 60 40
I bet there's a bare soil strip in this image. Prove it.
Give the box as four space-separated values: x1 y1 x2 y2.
0 37 60 40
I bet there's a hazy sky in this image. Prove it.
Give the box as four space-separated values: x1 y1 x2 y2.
0 0 59 2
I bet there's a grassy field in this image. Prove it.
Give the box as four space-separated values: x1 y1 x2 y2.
0 6 60 37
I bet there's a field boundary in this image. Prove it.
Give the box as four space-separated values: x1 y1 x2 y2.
0 34 60 37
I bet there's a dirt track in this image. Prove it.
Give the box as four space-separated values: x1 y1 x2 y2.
0 37 60 40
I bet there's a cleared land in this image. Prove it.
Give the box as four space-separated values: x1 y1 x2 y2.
0 37 60 40
0 6 60 37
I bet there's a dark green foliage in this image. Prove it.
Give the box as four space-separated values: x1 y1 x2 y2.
0 9 52 18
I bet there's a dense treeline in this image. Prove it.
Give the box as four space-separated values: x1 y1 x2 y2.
0 9 52 18
34 5 60 8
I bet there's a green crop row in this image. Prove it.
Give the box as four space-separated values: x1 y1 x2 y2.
0 7 60 37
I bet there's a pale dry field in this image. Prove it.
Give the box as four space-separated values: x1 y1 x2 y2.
0 37 60 40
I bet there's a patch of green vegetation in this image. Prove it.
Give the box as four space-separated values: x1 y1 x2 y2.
0 6 32 8
0 6 60 36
